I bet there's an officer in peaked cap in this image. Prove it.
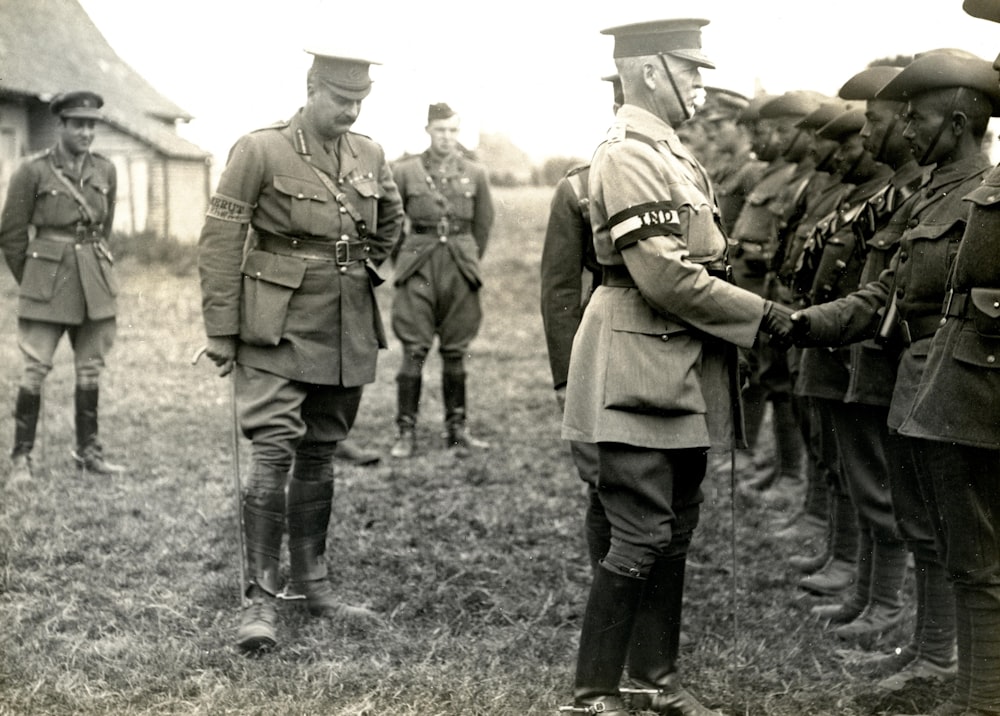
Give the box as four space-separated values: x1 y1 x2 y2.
559 17 790 716
197 45 403 653
305 50 378 100
0 87 122 483
791 49 997 701
388 100 494 458
890 5 1000 713
51 90 104 120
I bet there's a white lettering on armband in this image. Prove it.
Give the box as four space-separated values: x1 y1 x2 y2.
206 193 253 223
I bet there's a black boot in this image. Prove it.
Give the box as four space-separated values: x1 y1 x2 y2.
566 566 644 715
624 557 723 715
72 387 124 475
799 484 858 596
286 470 379 624
442 371 489 453
10 388 40 484
390 374 421 459
237 466 286 653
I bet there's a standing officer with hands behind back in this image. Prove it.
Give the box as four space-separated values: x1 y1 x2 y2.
559 18 794 716
388 102 494 458
1 91 123 481
197 49 403 653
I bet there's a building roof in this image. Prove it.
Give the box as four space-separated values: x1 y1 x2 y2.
0 0 210 160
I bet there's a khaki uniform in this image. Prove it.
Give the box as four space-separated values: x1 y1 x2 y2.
199 111 403 388
390 149 494 360
563 106 764 453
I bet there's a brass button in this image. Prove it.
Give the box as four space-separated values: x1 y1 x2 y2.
290 239 299 248
340 206 347 213
339 266 347 274
988 355 996 364
660 334 669 341
440 236 448 243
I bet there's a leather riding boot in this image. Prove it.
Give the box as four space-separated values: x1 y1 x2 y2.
760 397 805 499
961 585 1000 712
442 371 489 453
390 374 421 459
10 388 40 484
624 557 723 715
72 387 124 475
286 474 379 624
568 566 644 715
237 468 286 652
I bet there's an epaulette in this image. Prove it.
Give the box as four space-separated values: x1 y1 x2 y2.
250 119 290 133
24 148 52 162
605 119 628 144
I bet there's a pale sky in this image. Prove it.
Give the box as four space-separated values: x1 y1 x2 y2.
78 0 1000 166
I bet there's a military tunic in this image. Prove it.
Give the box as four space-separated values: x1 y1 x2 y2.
802 153 990 430
390 148 494 359
562 105 766 451
0 143 117 324
901 164 1000 448
198 110 403 387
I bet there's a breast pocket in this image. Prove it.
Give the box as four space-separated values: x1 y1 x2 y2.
20 239 67 301
239 249 307 346
273 175 331 237
346 173 380 231
603 300 706 415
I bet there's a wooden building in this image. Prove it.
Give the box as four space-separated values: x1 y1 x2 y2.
0 0 211 242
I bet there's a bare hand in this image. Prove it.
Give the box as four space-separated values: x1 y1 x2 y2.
205 336 237 377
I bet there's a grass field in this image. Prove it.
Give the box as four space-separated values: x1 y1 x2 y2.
0 187 947 715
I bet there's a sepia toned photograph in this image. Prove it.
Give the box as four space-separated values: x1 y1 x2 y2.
1 1 999 714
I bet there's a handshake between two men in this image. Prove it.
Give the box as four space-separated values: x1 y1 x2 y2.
758 300 827 349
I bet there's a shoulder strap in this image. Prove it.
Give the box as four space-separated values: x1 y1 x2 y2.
48 155 99 225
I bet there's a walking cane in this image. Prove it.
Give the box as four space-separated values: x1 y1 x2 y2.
191 346 248 608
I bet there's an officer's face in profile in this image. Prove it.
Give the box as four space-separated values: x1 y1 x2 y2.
427 115 461 155
59 118 96 157
661 57 703 124
832 133 866 175
902 92 957 165
307 84 362 139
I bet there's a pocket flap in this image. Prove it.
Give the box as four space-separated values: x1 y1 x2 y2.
613 299 688 337
241 249 307 289
26 238 67 262
971 287 1000 319
273 174 326 202
905 217 963 242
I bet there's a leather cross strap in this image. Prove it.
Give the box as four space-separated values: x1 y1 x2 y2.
49 154 99 226
286 129 369 239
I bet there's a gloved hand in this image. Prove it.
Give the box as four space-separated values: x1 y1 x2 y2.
789 309 825 347
206 335 238 377
760 300 796 340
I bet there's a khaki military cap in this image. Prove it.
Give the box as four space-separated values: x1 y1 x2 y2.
964 0 1000 22
601 18 715 68
818 107 867 141
875 51 1000 116
838 66 903 101
51 90 104 120
306 50 380 100
796 100 854 130
759 90 828 119
427 103 456 123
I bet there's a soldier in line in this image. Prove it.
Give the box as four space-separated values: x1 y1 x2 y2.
0 91 124 481
891 4 1000 713
729 90 822 500
559 18 794 715
791 49 999 694
388 103 495 459
791 105 909 642
197 50 404 652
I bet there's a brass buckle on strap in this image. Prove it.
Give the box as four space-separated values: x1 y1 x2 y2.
334 239 367 266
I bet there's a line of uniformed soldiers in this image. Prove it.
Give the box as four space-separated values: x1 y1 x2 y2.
543 6 1000 715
